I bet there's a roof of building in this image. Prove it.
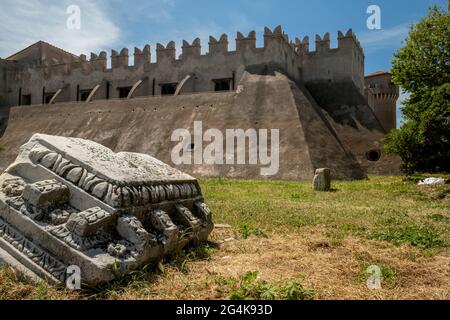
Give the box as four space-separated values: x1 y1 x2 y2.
5 41 77 61
365 71 391 78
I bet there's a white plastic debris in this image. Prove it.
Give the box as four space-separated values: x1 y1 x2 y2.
418 177 446 186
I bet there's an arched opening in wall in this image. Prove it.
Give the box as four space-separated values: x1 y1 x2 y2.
366 149 381 162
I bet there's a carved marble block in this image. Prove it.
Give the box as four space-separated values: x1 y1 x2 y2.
0 134 214 286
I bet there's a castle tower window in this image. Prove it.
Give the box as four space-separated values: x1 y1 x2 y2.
212 78 232 92
117 86 132 99
22 94 31 105
160 83 178 95
80 89 92 101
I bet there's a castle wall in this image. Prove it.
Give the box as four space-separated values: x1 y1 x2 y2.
301 30 365 94
0 27 401 177
1 27 365 109
303 79 401 175
0 72 368 180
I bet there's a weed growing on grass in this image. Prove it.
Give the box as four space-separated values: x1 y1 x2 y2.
238 224 268 239
31 281 56 300
402 173 427 184
168 242 216 273
429 214 450 223
224 271 314 300
289 193 302 200
370 226 445 249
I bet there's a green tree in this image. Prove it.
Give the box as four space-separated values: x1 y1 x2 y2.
385 6 450 173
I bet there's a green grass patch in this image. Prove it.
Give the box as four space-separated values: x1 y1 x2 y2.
214 271 314 300
370 226 445 249
238 223 268 239
202 176 450 248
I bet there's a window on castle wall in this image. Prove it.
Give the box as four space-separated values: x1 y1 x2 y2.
212 78 232 92
21 94 31 105
80 89 92 101
160 83 178 95
44 93 55 104
117 86 132 99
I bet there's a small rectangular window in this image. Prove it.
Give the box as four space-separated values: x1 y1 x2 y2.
160 83 178 95
117 86 132 99
80 89 92 101
22 94 31 105
44 93 55 104
212 78 232 92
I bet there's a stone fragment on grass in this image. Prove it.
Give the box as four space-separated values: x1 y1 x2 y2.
418 177 445 186
0 133 214 286
312 168 331 191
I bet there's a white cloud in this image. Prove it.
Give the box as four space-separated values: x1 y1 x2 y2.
116 0 175 24
359 24 410 51
0 0 121 57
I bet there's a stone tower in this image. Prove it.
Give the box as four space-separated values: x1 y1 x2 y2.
365 71 399 132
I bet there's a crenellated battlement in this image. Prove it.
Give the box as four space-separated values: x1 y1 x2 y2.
294 36 310 54
134 45 150 67
338 29 363 54
208 34 228 54
1 25 399 181
236 30 257 51
264 25 289 47
111 48 129 68
90 51 107 70
34 26 364 76
156 41 176 62
6 25 367 103
315 33 331 52
181 38 201 59
291 29 364 55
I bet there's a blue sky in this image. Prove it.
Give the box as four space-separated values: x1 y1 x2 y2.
0 0 447 127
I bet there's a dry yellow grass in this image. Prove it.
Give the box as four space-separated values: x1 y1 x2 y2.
0 176 449 300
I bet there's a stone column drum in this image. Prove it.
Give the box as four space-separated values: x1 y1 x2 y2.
312 168 331 191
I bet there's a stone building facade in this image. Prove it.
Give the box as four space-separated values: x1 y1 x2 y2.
0 26 400 179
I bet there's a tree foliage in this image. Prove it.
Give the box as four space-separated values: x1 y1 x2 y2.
385 6 450 173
